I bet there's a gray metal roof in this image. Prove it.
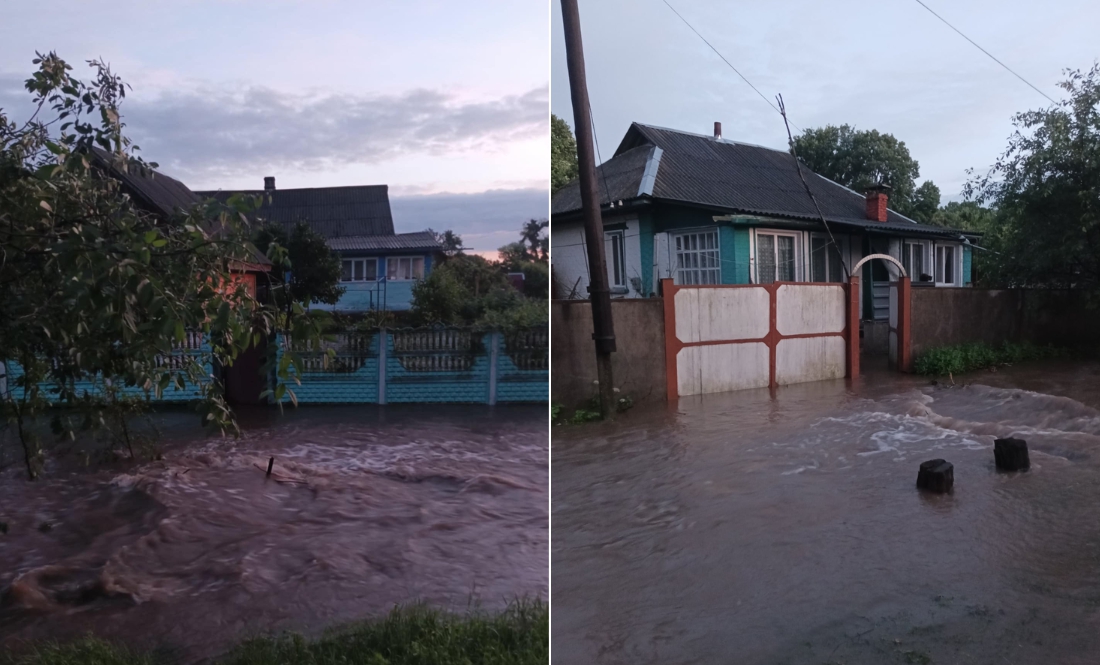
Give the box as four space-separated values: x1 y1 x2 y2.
90 148 201 217
197 185 395 238
327 231 442 252
551 123 978 239
90 148 271 266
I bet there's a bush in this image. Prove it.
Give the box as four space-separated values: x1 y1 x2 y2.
4 602 548 665
913 341 1065 376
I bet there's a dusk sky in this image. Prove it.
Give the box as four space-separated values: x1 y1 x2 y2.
552 0 1100 201
0 0 549 254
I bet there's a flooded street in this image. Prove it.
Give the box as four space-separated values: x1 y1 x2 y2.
0 405 547 663
553 361 1100 664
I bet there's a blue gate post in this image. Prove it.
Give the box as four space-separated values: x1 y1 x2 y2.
487 330 500 405
377 328 387 405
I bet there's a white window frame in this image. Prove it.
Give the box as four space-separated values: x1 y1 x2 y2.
672 229 721 285
386 256 425 281
341 257 378 282
902 240 931 283
752 228 803 284
809 233 848 283
934 243 961 287
606 230 627 289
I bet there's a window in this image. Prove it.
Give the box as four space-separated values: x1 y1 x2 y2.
341 258 377 282
811 235 844 283
673 231 721 285
386 256 425 281
607 231 626 287
935 245 956 285
902 242 928 282
756 231 798 284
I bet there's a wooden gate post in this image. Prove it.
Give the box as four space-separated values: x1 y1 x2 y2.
897 276 912 372
847 276 860 379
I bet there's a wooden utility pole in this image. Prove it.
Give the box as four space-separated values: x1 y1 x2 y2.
560 0 617 418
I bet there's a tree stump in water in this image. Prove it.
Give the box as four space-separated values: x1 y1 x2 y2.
994 438 1030 471
916 459 954 493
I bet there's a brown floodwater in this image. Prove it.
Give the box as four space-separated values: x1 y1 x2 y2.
0 405 547 663
552 360 1100 664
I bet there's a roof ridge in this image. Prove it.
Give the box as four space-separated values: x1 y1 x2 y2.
633 122 791 155
196 184 389 194
634 122 927 226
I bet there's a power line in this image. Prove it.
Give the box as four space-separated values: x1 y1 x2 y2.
912 0 1057 105
660 0 799 132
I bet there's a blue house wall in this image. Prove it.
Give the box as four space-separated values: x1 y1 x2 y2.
328 252 434 313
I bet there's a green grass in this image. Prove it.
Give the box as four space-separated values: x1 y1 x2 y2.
913 341 1066 376
4 602 548 665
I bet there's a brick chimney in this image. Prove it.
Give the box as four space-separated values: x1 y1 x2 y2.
863 183 891 222
713 121 722 139
264 176 276 191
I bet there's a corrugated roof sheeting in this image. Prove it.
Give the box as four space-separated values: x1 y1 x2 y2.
91 148 202 216
550 145 655 214
196 185 395 238
327 231 442 252
551 123 977 239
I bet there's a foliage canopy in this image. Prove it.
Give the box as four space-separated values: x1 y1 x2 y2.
793 124 940 222
0 53 324 479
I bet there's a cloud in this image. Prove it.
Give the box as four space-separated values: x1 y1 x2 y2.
390 188 547 251
0 71 548 183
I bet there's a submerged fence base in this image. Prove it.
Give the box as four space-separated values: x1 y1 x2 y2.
3 328 548 407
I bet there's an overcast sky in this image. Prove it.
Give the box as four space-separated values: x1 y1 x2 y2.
551 0 1100 201
0 0 548 253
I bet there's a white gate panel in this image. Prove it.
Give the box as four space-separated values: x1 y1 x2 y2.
677 342 770 396
776 284 846 336
776 336 847 385
674 287 770 343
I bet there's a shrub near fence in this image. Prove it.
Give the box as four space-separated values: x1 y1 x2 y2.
1 331 213 403
278 326 547 405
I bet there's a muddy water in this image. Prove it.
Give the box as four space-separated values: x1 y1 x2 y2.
553 361 1100 665
0 405 547 662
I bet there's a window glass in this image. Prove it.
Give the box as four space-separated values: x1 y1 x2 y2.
757 234 776 284
944 246 954 284
341 260 352 282
609 233 625 286
777 235 795 282
674 231 720 285
353 260 364 281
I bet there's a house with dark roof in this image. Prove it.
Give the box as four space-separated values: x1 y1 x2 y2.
550 122 982 322
198 178 443 312
89 148 271 295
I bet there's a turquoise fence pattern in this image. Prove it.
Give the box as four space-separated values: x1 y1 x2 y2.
278 327 547 405
497 329 550 403
278 331 381 403
1 331 213 403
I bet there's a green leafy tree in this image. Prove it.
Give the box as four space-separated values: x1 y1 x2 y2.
410 253 548 331
253 221 345 310
498 242 530 270
0 53 324 479
965 64 1100 292
793 124 940 222
930 201 995 233
428 228 465 256
551 114 578 194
